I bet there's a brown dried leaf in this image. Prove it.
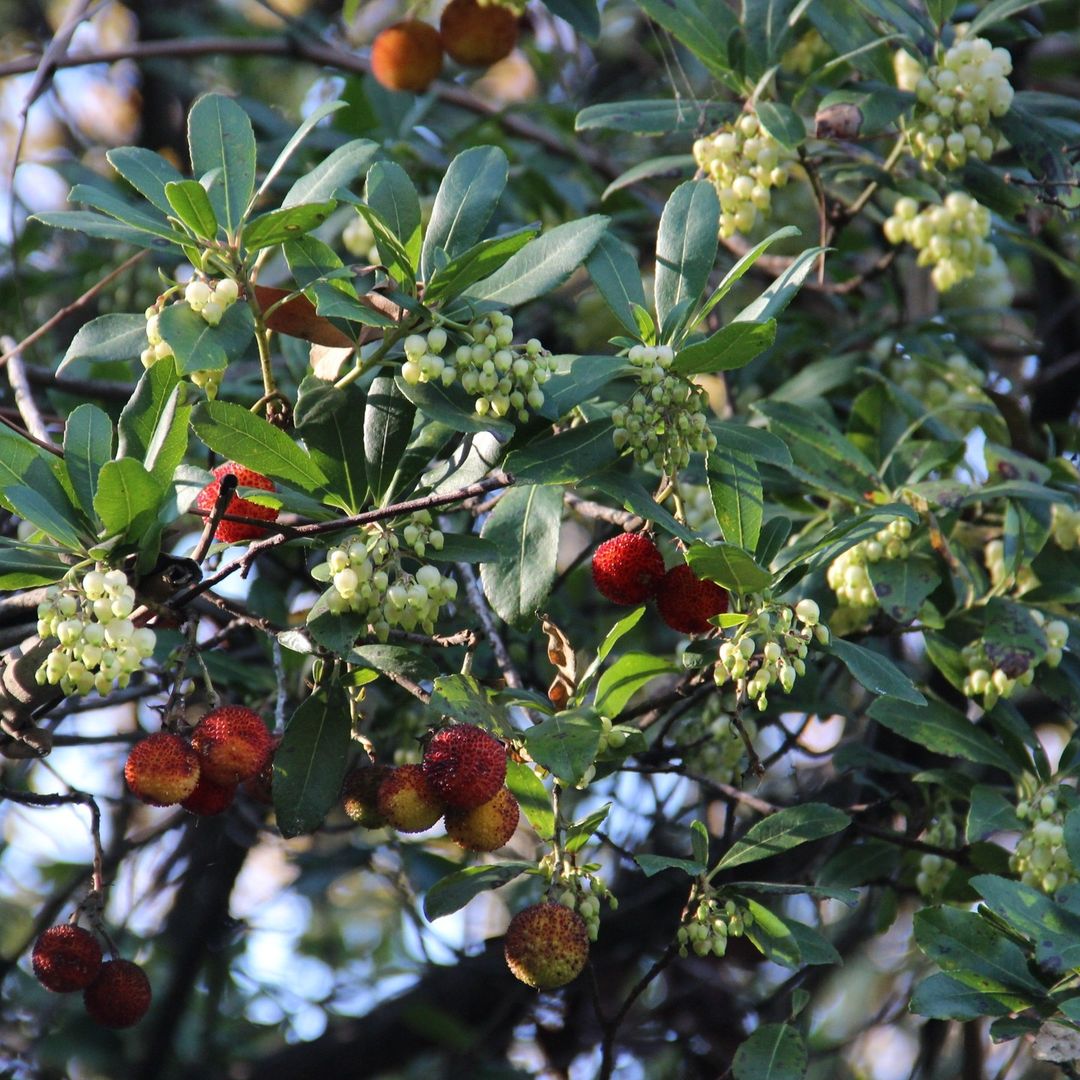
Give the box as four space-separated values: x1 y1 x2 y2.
541 615 577 710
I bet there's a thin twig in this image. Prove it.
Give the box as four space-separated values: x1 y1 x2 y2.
2 337 52 444
190 473 238 564
454 557 523 690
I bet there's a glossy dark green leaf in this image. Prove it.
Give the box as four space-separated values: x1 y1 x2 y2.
6 486 86 551
576 99 737 135
504 422 618 485
107 146 185 214
708 446 763 552
673 320 776 375
744 899 803 969
394 377 514 438
717 804 851 871
732 1024 808 1080
93 459 162 536
294 376 367 512
585 231 648 334
187 93 256 234
756 102 806 149
366 161 422 266
159 300 254 375
165 179 219 238
364 375 416 504
634 854 707 877
541 0 600 38
242 201 336 251
506 760 554 840
685 542 771 594
868 698 1013 772
59 314 146 373
424 226 539 304
63 404 113 520
523 708 603 784
282 138 379 208
826 639 925 704
423 862 534 921
594 651 677 718
910 973 1020 1020
635 0 739 82
118 361 191 485
734 247 826 325
655 181 719 340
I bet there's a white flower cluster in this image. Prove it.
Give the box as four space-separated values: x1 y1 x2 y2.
183 276 240 328
908 36 1014 170
554 870 616 943
1012 788 1078 895
715 598 826 712
941 247 1015 312
1052 504 1080 550
399 313 556 422
612 345 716 473
35 569 156 697
915 816 958 900
692 113 800 238
320 524 457 640
679 696 756 782
883 193 994 292
984 538 1039 596
677 896 753 959
827 518 913 630
885 348 990 433
962 614 1067 709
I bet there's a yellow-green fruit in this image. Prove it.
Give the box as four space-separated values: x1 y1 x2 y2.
445 786 519 851
342 764 392 828
504 902 590 989
376 764 445 833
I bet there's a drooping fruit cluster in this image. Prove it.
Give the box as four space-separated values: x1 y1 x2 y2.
692 113 800 238
826 518 914 632
504 901 590 989
678 695 757 782
984 538 1039 596
676 896 753 959
192 705 274 785
883 193 994 292
35 569 156 697
194 462 280 544
1052 504 1080 550
1011 787 1079 895
907 36 1014 170
612 345 717 472
399 313 556 422
883 346 991 433
962 616 1068 709
444 786 519 851
591 532 666 606
656 564 728 635
341 763 392 828
714 598 825 712
915 815 959 900
319 523 457 640
31 926 151 1028
125 731 202 806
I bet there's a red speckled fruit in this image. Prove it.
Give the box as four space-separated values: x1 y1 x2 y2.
181 774 237 816
445 786 519 851
655 564 729 635
504 902 589 989
371 21 443 92
342 764 393 828
191 706 272 785
376 764 445 833
242 735 280 806
440 0 519 67
124 732 201 806
422 724 507 810
591 533 665 606
194 463 278 544
83 959 152 1028
31 925 102 993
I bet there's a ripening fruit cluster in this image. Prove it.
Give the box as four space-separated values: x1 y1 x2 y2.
1052 504 1080 550
907 36 1014 170
552 867 617 943
984 538 1039 596
826 518 914 626
612 345 717 472
399 313 556 422
679 696 757 782
35 569 156 697
714 598 826 712
883 193 994 292
1011 787 1078 895
961 616 1068 709
915 816 958 900
676 896 753 959
31 925 151 1028
692 113 800 238
319 522 456 639
884 348 990 433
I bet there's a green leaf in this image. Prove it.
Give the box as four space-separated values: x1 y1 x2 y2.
394 377 514 438
348 202 416 288
635 854 707 877
32 210 179 249
0 544 71 587
118 361 191 485
424 226 539 304
734 247 826 325
93 459 162 536
716 804 851 871
565 803 612 853
732 1024 808 1080
575 99 738 135
158 300 255 375
164 179 219 238
868 698 1014 772
587 473 695 544
294 376 367 512
537 355 633 421
673 320 776 375
982 597 1048 678
107 146 185 215
191 400 328 489
63 404 113 520
66 183 178 241
708 446 763 552
756 102 806 149
59 314 147 373
685 542 772 594
310 281 396 328
866 556 941 623
967 0 1044 36
967 785 1022 842
188 92 256 235
585 231 648 335
654 181 719 341
254 99 348 205
282 138 379 209
506 760 553 840
575 607 646 697
602 153 695 202
349 644 438 683
503 422 618 485
366 161 422 267
523 708 603 784
423 862 534 921
5 486 87 551
744 898 802 969
364 376 416 504
594 651 677 718
480 484 563 627
825 639 926 705
429 674 509 734
541 0 600 38
910 973 1021 1021
711 422 792 468
274 682 352 838
635 0 739 82
242 201 336 251
421 146 508 281
816 87 914 137
466 216 609 306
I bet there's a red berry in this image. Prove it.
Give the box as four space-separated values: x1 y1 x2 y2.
376 764 445 833
371 21 444 92
242 735 281 806
655 564 728 635
422 724 507 810
592 533 665 606
342 764 393 828
445 786 519 851
124 732 201 806
440 0 519 67
83 959 152 1028
194 462 278 544
31 925 102 993
191 706 272 785
504 902 590 989
181 774 237 816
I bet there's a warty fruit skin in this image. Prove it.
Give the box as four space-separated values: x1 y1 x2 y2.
445 786 519 851
83 959 152 1028
194 463 279 544
371 21 444 92
440 0 519 67
342 764 393 828
591 532 665 606
504 902 590 989
181 774 237 816
655 563 729 634
124 732 201 806
191 706 273 785
422 723 507 810
376 764 445 833
31 925 102 993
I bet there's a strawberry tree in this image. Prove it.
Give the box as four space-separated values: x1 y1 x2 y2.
0 2 1079 1078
